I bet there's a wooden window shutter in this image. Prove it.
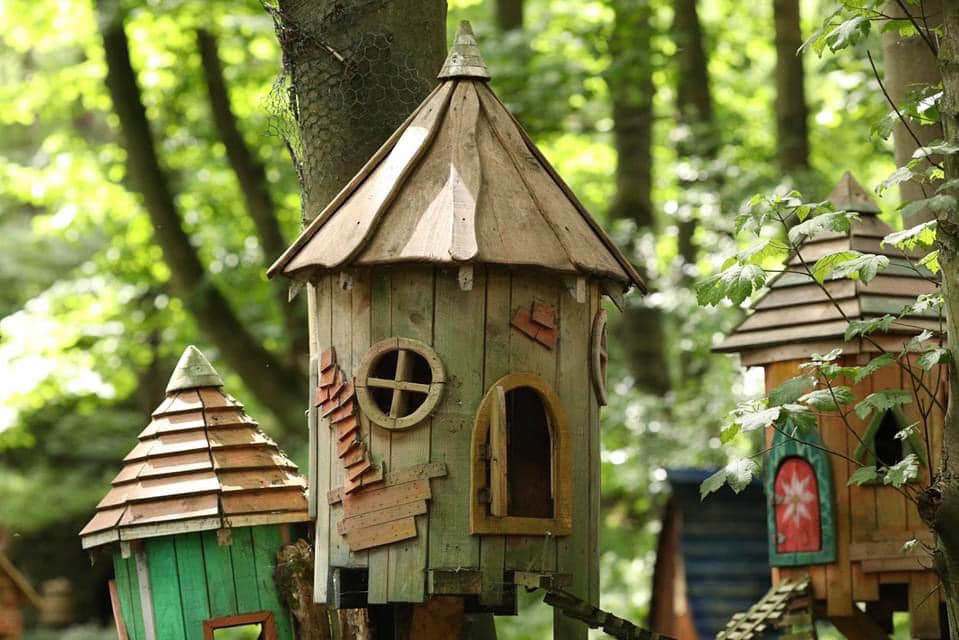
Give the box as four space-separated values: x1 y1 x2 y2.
489 385 508 517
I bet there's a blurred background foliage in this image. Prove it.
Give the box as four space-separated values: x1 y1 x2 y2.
0 0 901 637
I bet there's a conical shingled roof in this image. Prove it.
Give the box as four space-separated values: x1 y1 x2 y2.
716 173 939 366
80 347 308 550
268 21 644 292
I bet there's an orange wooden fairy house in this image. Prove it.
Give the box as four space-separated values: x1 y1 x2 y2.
79 346 309 640
0 549 42 640
715 173 947 638
268 21 644 637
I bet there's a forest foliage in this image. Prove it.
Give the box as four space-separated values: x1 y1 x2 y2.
0 0 910 634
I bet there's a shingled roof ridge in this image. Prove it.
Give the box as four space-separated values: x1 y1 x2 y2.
827 170 881 215
438 20 491 80
166 345 223 393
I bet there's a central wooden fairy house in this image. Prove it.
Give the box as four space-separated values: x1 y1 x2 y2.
268 21 643 629
715 173 947 639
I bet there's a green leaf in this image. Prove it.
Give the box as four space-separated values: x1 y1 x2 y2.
812 251 860 283
918 250 940 274
824 15 870 51
879 165 917 194
913 142 959 158
848 465 879 486
816 252 888 284
851 353 895 384
739 406 781 432
769 376 816 406
799 386 854 411
901 195 958 220
696 264 767 306
882 220 937 250
735 237 789 265
726 458 761 494
917 347 950 370
844 315 895 341
720 423 741 444
788 211 857 245
883 454 919 487
779 404 819 432
700 468 728 500
854 390 912 420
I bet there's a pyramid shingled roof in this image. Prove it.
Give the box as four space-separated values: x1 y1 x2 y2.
268 21 644 292
715 173 939 366
80 346 308 550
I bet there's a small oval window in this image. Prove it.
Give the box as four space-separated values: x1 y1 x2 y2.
356 337 445 431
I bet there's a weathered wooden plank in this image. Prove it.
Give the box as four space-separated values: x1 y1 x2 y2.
587 283 602 606
134 550 157 640
345 516 418 552
862 557 927 573
479 267 510 606
428 569 483 595
312 275 334 603
737 298 858 332
339 500 428 535
846 354 879 602
175 534 211 640
489 385 508 517
108 580 130 640
329 462 447 503
909 570 941 638
125 554 147 640
329 278 354 569
252 526 294 640
201 529 237 618
343 479 431 517
113 553 139 640
428 267 485 578
145 537 187 640
230 528 261 612
386 265 435 602
367 269 392 604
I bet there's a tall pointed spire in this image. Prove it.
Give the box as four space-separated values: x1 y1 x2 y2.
438 21 491 80
827 171 881 214
165 345 223 392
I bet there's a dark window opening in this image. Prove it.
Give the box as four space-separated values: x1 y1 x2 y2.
874 411 905 468
504 387 553 518
369 348 431 416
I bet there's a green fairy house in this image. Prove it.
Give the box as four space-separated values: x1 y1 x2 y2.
715 173 947 639
268 21 644 636
80 346 309 640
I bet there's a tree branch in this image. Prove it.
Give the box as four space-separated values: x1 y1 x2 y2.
196 28 307 358
96 2 306 433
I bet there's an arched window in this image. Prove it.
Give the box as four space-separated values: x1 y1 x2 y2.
470 374 571 536
853 408 927 476
774 457 822 553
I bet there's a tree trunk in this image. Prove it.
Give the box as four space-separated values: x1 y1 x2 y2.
672 0 717 270
930 3 959 636
773 0 810 173
96 1 306 434
607 0 671 396
882 0 943 221
494 0 524 31
271 0 447 223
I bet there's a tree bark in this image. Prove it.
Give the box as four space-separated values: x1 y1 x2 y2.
494 0 524 31
272 0 447 222
672 0 717 270
773 0 810 173
196 28 307 359
882 0 943 221
96 1 306 434
931 3 959 636
607 0 671 396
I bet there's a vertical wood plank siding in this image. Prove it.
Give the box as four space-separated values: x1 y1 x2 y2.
230 528 261 613
428 266 486 572
175 534 211 640
201 530 238 618
146 538 187 640
330 279 354 568
312 275 333 602
386 265 435 602
113 552 145 640
252 526 294 640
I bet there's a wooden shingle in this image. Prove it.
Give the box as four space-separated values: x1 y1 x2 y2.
79 346 309 549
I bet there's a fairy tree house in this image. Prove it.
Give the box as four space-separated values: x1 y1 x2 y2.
267 22 643 635
79 346 309 640
715 173 947 638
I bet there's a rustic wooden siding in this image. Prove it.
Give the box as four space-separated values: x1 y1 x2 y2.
115 527 294 640
311 265 599 610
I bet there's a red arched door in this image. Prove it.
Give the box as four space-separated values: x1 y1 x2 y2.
774 457 821 553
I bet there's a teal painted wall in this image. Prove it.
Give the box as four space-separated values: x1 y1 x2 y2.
112 526 294 640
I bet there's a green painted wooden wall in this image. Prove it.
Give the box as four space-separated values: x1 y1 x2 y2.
111 526 294 640
312 265 600 637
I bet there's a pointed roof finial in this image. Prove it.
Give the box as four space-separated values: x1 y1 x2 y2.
438 21 491 81
828 171 881 215
166 345 223 393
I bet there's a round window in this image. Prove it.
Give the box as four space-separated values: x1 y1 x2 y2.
356 337 446 431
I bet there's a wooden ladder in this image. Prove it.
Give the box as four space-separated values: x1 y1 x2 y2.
717 576 817 640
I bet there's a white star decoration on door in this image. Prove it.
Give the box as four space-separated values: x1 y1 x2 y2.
778 471 816 527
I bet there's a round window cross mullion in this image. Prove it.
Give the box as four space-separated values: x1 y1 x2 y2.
357 338 445 431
